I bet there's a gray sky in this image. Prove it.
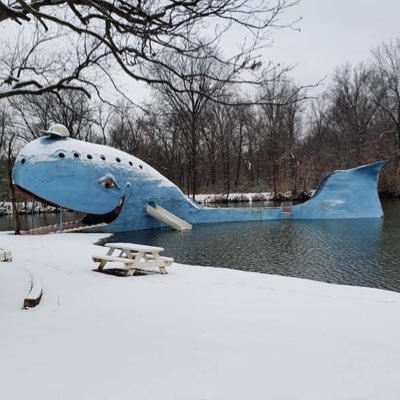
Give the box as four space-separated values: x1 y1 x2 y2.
125 0 400 102
267 0 400 89
1 0 399 102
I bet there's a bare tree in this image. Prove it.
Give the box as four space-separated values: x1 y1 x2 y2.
0 104 9 202
0 103 21 233
149 47 230 199
371 39 400 170
141 107 188 186
258 76 305 195
329 64 378 166
0 25 103 99
231 104 254 188
9 90 99 142
109 101 148 156
206 99 236 197
0 0 299 100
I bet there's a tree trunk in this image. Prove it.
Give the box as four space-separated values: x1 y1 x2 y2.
7 142 21 235
225 143 231 200
234 128 243 188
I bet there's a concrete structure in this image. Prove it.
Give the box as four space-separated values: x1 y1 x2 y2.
12 129 385 233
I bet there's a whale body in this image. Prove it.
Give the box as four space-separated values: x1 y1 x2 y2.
12 134 385 233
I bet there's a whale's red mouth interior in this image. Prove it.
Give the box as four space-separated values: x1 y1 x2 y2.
14 184 124 234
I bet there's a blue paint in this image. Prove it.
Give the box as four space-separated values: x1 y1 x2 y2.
12 135 385 232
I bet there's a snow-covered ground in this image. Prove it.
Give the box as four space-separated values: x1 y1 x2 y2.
1 232 400 400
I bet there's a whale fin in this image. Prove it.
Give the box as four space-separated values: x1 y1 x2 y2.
294 161 385 219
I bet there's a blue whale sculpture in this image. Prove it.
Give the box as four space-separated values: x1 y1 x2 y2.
12 133 385 233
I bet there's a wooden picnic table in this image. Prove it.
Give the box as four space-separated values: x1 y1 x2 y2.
92 242 173 276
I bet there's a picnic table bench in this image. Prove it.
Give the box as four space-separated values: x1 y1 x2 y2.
92 242 173 276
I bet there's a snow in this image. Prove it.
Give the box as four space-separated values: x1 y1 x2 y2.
1 231 400 400
0 201 58 216
194 191 276 203
193 191 315 204
17 136 176 188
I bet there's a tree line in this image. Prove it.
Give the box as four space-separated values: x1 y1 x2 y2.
107 39 400 199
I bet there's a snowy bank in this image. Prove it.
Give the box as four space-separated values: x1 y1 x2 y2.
1 232 400 400
192 191 313 204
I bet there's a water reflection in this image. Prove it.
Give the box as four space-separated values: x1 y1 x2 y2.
0 212 77 231
102 200 400 292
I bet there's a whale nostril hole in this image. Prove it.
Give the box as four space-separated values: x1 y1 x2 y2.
73 152 80 158
139 164 143 169
58 152 65 158
21 158 25 164
116 157 121 163
100 155 106 161
128 161 133 166
87 154 92 160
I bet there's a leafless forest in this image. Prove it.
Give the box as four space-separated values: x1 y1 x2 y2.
0 1 399 202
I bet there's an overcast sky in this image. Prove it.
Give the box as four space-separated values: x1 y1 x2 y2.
125 0 400 103
267 0 400 89
1 0 399 102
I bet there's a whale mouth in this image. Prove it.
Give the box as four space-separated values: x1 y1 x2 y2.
14 184 124 234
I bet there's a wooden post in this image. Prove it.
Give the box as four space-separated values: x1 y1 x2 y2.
59 207 63 231
31 200 35 230
7 140 20 235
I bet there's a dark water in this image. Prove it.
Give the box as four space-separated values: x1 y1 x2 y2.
0 212 77 231
101 199 400 292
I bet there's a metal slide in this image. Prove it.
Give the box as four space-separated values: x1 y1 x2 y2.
146 203 192 231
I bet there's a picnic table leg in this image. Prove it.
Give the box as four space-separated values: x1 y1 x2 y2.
152 252 168 274
98 248 115 270
126 263 136 276
126 251 143 276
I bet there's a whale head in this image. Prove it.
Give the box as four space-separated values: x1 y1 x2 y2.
12 134 149 229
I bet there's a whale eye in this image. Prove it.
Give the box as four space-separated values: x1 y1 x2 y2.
102 177 116 189
98 174 120 189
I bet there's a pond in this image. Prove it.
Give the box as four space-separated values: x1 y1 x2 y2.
0 211 78 231
101 199 400 292
1 199 399 292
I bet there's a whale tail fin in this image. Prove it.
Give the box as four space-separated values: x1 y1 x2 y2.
294 161 385 219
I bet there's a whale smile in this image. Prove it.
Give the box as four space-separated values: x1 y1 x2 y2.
15 184 125 234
